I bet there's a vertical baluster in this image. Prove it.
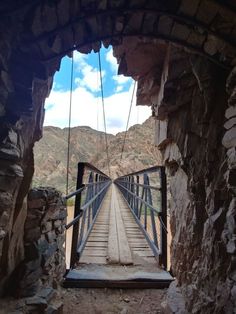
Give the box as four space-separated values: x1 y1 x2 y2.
146 175 158 249
70 162 84 268
93 173 98 217
144 174 148 230
130 176 134 211
78 171 91 250
98 175 101 207
87 172 94 232
139 182 145 220
159 167 167 270
135 175 139 216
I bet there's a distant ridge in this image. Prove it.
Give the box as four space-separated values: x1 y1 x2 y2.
33 117 162 193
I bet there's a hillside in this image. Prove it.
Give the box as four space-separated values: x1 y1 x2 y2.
33 117 162 193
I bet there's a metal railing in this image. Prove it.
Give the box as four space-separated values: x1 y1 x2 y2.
65 162 111 268
114 166 168 270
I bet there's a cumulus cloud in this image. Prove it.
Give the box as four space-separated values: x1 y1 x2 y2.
106 48 132 92
73 51 104 92
44 84 151 134
106 49 118 73
44 49 151 134
113 75 131 85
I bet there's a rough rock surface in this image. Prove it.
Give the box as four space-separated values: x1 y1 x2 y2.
33 118 161 192
0 1 236 313
117 40 236 312
154 56 235 313
2 187 66 313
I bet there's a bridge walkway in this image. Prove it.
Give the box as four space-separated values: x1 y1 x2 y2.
64 184 173 288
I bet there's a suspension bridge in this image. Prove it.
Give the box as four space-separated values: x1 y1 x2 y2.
63 50 173 288
63 162 173 288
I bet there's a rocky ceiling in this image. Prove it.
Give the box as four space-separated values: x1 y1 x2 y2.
0 1 236 313
1 0 235 120
2 0 235 65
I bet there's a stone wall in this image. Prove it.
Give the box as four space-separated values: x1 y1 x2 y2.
0 1 236 312
113 34 235 311
22 187 66 295
153 54 236 312
4 187 66 313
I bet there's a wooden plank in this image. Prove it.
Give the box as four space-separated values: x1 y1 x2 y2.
115 188 156 263
64 264 173 289
82 250 107 257
129 239 148 243
88 234 108 236
132 251 154 257
114 186 133 265
86 242 107 247
107 185 119 264
79 256 107 264
132 248 153 252
88 237 108 242
87 237 108 240
93 226 108 230
127 234 144 237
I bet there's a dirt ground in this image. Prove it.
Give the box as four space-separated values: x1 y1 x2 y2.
0 287 166 314
61 287 166 314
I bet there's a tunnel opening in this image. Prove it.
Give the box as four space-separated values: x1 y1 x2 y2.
0 1 235 313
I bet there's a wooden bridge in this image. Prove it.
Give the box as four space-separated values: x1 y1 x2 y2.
64 163 173 288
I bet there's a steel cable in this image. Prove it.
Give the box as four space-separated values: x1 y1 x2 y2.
98 51 111 178
66 52 74 195
120 80 137 161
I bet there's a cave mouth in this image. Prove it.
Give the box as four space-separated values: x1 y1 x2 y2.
34 44 172 271
0 1 235 312
35 44 156 188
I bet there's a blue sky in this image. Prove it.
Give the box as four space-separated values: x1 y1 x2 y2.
44 46 151 134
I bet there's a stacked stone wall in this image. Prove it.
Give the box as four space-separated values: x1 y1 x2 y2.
0 1 236 312
155 56 236 313
4 187 66 313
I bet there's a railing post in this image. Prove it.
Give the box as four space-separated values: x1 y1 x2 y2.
94 173 99 214
135 175 139 216
159 167 167 270
130 176 134 211
143 174 148 230
70 162 85 268
146 175 158 249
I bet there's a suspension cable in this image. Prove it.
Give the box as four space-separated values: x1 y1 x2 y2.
120 80 137 161
98 51 111 177
66 52 74 195
96 62 100 166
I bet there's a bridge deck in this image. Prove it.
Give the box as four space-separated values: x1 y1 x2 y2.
80 184 156 265
64 184 173 288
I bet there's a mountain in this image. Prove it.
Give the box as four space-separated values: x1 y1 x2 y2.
33 117 162 194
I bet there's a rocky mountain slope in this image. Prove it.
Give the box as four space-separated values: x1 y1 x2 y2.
33 117 162 193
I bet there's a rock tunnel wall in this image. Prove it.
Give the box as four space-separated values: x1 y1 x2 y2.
154 56 236 312
0 1 236 313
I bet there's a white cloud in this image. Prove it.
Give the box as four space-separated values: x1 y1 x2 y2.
106 48 118 73
113 75 131 85
44 50 151 134
73 51 105 92
74 68 104 93
44 84 151 135
116 85 123 92
73 51 88 67
106 48 132 91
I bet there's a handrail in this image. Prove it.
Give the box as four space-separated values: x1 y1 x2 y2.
116 179 161 191
66 181 111 229
66 162 111 269
65 185 85 200
118 165 162 177
115 181 168 233
114 165 168 270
